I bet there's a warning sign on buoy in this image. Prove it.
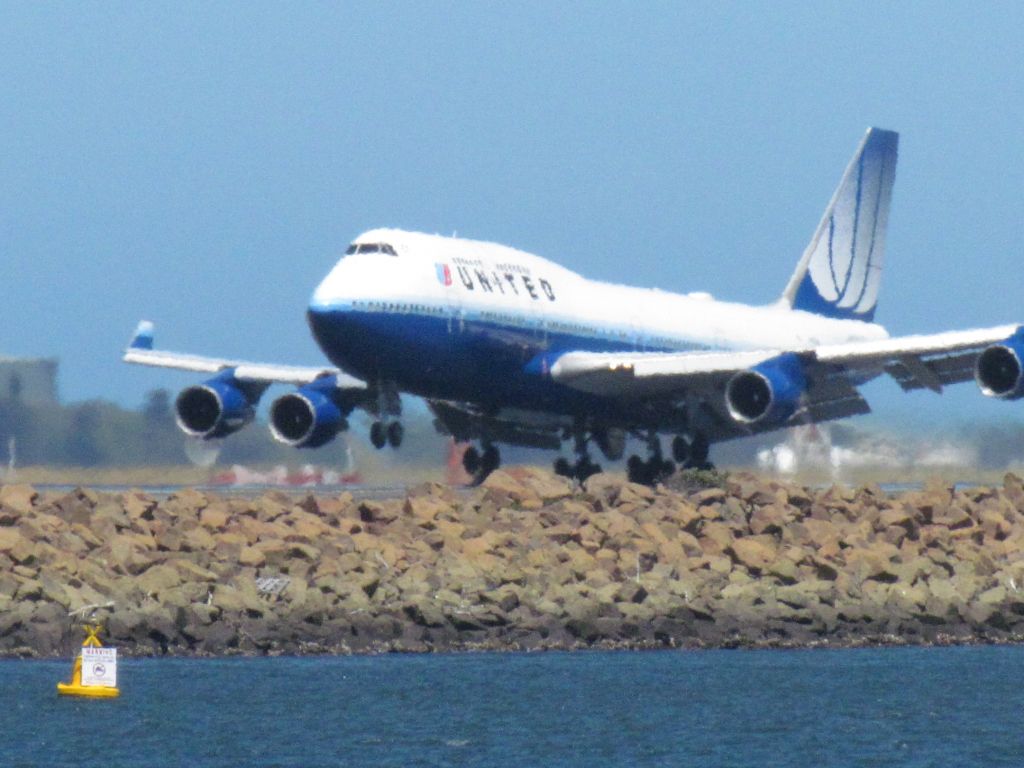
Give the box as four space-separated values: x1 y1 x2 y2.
82 647 117 688
57 624 120 698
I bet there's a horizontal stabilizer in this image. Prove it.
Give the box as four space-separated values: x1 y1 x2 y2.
129 320 154 350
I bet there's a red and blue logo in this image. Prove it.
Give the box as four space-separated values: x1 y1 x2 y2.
435 263 452 287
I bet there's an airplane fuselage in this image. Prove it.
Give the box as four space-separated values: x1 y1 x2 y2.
306 228 888 422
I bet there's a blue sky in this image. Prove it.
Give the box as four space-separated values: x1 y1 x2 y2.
2 2 1023 431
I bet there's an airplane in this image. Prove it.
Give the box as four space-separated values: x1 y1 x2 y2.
124 127 1024 485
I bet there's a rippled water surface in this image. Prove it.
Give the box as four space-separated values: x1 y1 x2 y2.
3 646 1024 767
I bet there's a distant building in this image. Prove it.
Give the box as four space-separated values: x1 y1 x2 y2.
0 357 59 405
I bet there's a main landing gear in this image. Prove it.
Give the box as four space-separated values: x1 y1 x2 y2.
463 442 500 485
626 432 675 486
671 432 712 470
553 432 602 483
624 431 714 485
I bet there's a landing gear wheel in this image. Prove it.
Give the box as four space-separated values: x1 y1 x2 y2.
671 435 689 465
574 458 601 482
481 444 500 477
463 446 481 475
462 444 499 485
684 433 711 470
564 427 603 484
370 421 387 450
627 455 647 485
627 454 674 485
387 421 404 448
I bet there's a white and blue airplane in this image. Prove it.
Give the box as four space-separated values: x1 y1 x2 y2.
125 128 1024 484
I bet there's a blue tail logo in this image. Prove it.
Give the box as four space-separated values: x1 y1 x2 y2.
784 128 898 322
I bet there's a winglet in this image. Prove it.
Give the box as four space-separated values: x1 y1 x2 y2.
781 127 898 322
129 320 155 350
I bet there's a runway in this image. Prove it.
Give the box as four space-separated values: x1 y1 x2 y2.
32 482 417 500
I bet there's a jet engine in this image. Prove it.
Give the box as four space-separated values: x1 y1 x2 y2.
975 335 1024 400
269 381 347 448
175 372 259 439
725 353 807 426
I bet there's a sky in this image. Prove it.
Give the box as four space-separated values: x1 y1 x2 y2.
2 2 1024 433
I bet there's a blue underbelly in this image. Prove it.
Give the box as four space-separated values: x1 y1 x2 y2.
306 307 648 415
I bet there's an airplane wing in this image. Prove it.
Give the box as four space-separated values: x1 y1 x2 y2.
814 326 1022 393
547 323 1023 439
122 321 367 389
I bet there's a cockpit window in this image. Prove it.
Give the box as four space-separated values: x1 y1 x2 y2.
345 243 398 256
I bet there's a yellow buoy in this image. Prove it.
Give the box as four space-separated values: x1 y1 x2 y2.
57 624 120 698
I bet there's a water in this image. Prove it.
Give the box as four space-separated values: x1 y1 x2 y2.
3 646 1024 767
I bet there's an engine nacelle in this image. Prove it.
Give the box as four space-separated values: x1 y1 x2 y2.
175 372 258 439
725 353 807 426
975 335 1024 400
269 381 347 448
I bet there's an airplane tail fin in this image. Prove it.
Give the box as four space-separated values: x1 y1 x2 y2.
780 127 898 322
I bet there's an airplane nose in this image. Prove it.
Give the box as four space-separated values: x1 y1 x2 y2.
305 305 333 352
309 277 336 310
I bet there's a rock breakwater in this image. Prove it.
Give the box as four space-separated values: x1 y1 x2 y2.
5 469 1024 657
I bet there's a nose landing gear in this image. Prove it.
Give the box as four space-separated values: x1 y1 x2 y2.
369 420 404 449
369 384 404 450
